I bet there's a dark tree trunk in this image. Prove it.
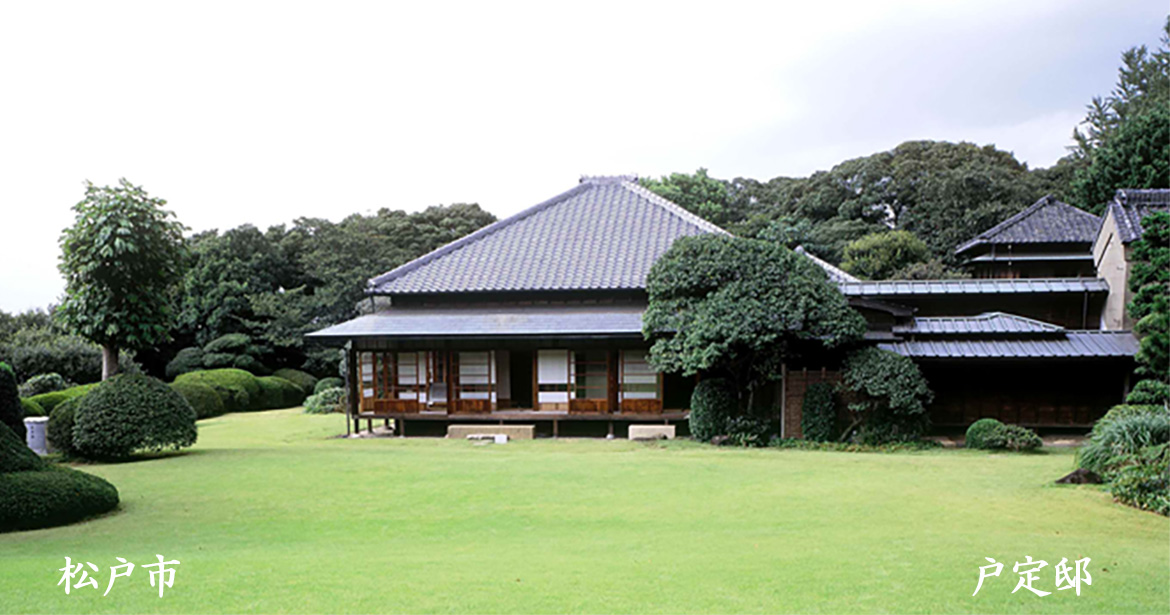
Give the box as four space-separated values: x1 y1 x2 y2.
101 344 120 380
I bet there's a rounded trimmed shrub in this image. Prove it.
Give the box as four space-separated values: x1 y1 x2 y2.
20 398 45 417
690 378 737 442
314 377 343 394
1 421 43 473
0 362 24 442
174 369 262 413
232 354 268 375
73 375 198 460
304 387 345 414
801 382 837 442
47 398 80 458
165 347 205 380
257 377 307 410
202 352 237 369
170 381 226 419
273 368 318 394
17 372 70 398
966 418 1004 449
203 333 251 355
24 383 97 414
0 466 120 532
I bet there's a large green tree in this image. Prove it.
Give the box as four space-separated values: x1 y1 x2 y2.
840 230 930 280
58 179 187 380
643 235 866 411
1128 211 1169 391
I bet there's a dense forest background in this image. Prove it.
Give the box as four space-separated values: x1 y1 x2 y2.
1 20 1166 383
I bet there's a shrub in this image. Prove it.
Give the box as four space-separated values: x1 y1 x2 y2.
993 424 1043 451
315 377 343 394
724 416 772 447
0 421 43 473
20 398 44 417
0 336 140 385
841 348 932 444
1107 446 1169 515
0 362 23 442
0 465 120 532
801 382 837 442
170 381 226 419
232 354 268 375
1079 407 1170 474
73 375 198 459
47 398 80 458
203 333 251 355
174 369 262 413
202 352 237 369
273 368 318 394
304 387 345 414
165 347 204 380
25 383 98 414
689 378 736 442
1127 379 1169 406
966 418 1005 449
17 372 70 398
257 377 307 410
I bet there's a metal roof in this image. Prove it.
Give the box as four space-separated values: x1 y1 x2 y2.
305 304 647 339
893 312 1064 335
794 246 859 283
879 331 1138 359
367 176 728 295
955 195 1101 254
839 277 1109 296
966 252 1093 263
1104 188 1169 243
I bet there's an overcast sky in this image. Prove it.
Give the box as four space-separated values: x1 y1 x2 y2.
0 0 1165 312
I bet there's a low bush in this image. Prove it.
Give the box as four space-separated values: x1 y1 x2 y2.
1107 446 1169 515
966 418 1005 449
841 348 933 445
174 369 262 413
73 375 198 460
801 382 837 442
1126 379 1169 406
165 347 204 380
170 381 226 419
20 398 45 417
25 383 98 414
273 368 318 394
724 416 772 447
204 333 251 355
0 336 139 385
0 362 23 441
202 352 237 369
689 378 736 442
304 387 344 414
47 398 80 458
232 354 268 375
0 465 120 532
17 372 70 398
1 421 43 473
772 438 942 453
1078 405 1169 516
314 377 343 394
256 377 307 410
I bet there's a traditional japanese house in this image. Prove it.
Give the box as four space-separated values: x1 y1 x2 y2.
1093 188 1170 330
954 195 1101 279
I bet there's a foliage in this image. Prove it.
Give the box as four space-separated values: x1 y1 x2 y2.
688 379 736 442
25 383 98 414
57 179 188 379
1078 405 1169 475
990 424 1043 452
771 438 941 453
1071 106 1170 211
0 465 120 532
644 235 865 408
170 381 226 420
18 372 70 398
165 347 205 380
202 352 237 369
314 377 343 394
173 369 262 413
840 348 933 444
47 398 80 458
723 416 772 447
1106 446 1169 516
72 375 198 459
1127 379 1169 406
303 386 345 414
800 382 837 443
840 230 929 280
272 368 318 394
1127 211 1169 388
966 418 1005 450
892 258 971 280
641 169 751 227
203 333 252 355
257 377 307 410
20 398 44 417
0 331 139 384
0 420 43 473
0 363 23 441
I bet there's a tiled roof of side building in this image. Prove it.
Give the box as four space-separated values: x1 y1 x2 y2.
892 312 1064 335
1104 188 1170 243
955 195 1101 254
880 330 1139 359
368 176 729 295
839 277 1109 296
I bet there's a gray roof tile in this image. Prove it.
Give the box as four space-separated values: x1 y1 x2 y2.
1104 188 1170 243
893 312 1064 335
955 195 1101 254
368 176 728 294
880 331 1138 358
306 304 646 339
839 277 1109 296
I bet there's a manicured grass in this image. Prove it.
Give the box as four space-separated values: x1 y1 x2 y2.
1 409 1167 613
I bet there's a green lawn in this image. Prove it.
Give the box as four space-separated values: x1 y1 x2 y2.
1 409 1166 614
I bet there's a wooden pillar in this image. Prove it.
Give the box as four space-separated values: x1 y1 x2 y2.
347 344 360 436
607 350 619 414
553 419 559 438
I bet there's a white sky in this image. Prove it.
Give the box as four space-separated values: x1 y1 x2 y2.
0 0 1165 312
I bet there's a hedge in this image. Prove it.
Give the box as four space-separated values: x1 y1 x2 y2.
272 368 318 394
1 421 43 473
314 377 343 394
256 377 307 410
20 398 45 417
965 419 1003 449
965 418 1042 451
170 381 226 419
25 383 98 414
18 372 70 398
0 466 120 532
689 378 737 442
304 387 344 414
174 369 262 413
801 382 837 442
165 347 205 380
47 398 80 458
0 362 23 441
73 375 197 459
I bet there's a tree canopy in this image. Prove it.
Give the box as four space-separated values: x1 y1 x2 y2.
57 179 187 380
1128 211 1169 391
840 230 930 281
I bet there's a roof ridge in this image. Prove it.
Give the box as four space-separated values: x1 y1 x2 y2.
620 180 731 236
367 182 592 289
794 245 860 282
954 195 1099 254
